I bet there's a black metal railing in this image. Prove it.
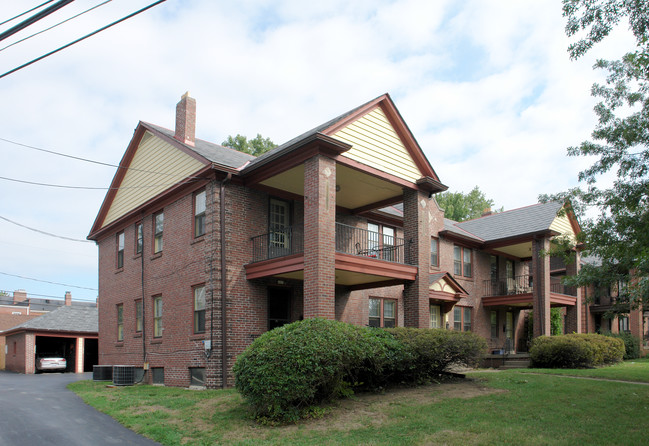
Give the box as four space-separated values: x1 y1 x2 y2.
483 274 577 297
550 276 577 296
250 223 412 264
250 226 304 263
335 222 411 264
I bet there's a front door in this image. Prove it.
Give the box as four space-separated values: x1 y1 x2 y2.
268 287 291 330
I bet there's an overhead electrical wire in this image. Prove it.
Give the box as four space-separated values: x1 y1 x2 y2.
0 174 205 190
0 271 98 291
0 0 167 79
0 215 92 243
0 0 113 53
0 1 57 27
0 136 214 180
0 0 75 43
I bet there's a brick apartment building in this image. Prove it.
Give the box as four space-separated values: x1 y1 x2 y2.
88 93 645 388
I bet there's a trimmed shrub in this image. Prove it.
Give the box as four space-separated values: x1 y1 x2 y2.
234 320 488 423
605 332 641 359
384 328 487 383
530 334 624 368
233 318 393 423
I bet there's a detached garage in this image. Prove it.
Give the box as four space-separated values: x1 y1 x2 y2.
3 306 98 374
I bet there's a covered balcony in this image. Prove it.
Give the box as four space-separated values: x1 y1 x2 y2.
481 274 578 308
246 222 417 288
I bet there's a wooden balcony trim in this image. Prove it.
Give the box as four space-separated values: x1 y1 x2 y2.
244 254 304 280
335 252 418 281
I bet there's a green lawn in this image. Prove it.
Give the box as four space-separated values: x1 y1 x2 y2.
70 359 649 445
518 357 649 383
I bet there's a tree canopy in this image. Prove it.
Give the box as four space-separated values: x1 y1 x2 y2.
222 134 277 157
541 0 649 312
435 186 502 222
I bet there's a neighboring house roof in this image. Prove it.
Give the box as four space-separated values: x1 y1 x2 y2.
453 201 565 242
144 122 255 169
0 313 39 332
2 306 98 335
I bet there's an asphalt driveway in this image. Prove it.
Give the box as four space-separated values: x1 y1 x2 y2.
0 371 160 446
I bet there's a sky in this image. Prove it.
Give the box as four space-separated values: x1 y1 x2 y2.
0 0 635 304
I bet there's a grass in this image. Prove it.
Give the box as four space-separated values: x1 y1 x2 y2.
69 359 649 445
520 356 649 383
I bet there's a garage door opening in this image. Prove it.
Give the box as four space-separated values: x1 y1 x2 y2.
35 336 98 373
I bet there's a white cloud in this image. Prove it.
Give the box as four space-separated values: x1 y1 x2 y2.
0 0 635 299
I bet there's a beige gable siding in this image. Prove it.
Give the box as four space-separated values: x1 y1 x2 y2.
550 211 577 242
332 107 422 183
431 278 451 293
102 132 205 227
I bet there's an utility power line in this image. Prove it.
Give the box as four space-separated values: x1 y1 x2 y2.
0 174 204 190
0 0 167 79
0 215 92 243
0 0 75 43
0 1 56 27
0 271 98 291
0 1 113 53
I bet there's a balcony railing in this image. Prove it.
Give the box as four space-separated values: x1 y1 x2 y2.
335 222 411 264
250 223 412 265
483 274 577 297
251 226 304 263
483 275 533 296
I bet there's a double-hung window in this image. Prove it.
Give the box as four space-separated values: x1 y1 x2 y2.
117 232 125 268
453 307 472 332
154 212 164 253
194 285 206 334
453 246 472 278
491 311 499 338
135 223 143 254
153 296 163 337
194 190 206 237
117 304 124 341
431 237 439 267
135 300 142 333
369 298 396 328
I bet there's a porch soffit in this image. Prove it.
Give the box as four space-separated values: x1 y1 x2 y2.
258 163 404 210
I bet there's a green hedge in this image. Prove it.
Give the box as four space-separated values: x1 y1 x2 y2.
605 332 641 359
234 319 487 423
529 333 624 368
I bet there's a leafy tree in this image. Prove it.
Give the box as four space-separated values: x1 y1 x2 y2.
221 133 277 156
541 1 649 312
435 186 502 222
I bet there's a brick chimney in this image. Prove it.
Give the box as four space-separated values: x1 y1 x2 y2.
482 207 493 217
174 92 196 147
65 291 72 306
13 289 27 304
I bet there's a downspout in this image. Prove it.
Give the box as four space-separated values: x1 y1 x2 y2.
220 173 232 388
140 214 147 382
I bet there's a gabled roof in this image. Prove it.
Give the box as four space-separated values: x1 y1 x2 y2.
144 122 254 169
2 306 98 335
429 272 469 297
241 93 445 188
453 201 566 242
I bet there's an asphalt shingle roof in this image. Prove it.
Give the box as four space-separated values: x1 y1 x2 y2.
452 201 564 242
145 122 255 170
6 306 98 334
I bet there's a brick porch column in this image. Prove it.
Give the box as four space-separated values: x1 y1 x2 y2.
565 250 582 334
532 237 551 337
402 188 431 328
303 155 336 319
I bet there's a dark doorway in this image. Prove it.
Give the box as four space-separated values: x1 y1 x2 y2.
84 338 98 372
268 287 291 330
